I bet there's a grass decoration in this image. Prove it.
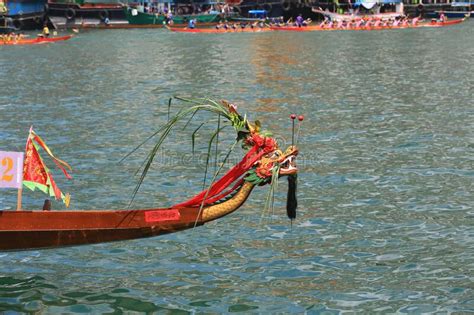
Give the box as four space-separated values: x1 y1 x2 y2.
124 97 250 206
261 164 280 223
202 125 228 189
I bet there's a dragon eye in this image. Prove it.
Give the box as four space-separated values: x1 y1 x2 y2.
272 151 280 158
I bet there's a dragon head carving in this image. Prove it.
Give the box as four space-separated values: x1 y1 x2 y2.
255 145 299 179
137 97 301 220
242 130 299 186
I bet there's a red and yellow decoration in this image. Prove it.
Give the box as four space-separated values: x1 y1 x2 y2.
23 127 72 207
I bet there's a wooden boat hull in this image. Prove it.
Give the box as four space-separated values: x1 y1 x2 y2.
270 18 466 32
168 27 273 33
0 35 72 46
0 207 202 251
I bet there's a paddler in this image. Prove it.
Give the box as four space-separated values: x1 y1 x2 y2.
166 12 173 25
42 24 50 38
439 11 446 22
0 1 6 14
188 18 196 29
295 14 304 27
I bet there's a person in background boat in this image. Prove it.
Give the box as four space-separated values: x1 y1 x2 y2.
273 16 283 27
295 14 304 27
231 23 238 30
393 17 401 27
42 24 50 38
9 32 16 43
188 18 196 29
373 18 381 27
104 16 110 26
439 11 447 22
401 16 409 26
240 22 247 30
5 33 13 42
215 21 223 29
0 1 6 14
302 18 312 26
166 12 173 25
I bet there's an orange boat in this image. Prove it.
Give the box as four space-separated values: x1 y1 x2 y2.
0 35 73 46
270 17 466 32
0 99 300 251
168 26 273 33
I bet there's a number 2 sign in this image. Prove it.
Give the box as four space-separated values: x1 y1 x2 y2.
0 151 24 189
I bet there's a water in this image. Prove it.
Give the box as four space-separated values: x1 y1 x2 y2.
0 23 473 313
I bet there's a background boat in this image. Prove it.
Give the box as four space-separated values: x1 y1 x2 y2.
426 0 473 18
0 0 47 31
125 6 224 26
46 0 125 21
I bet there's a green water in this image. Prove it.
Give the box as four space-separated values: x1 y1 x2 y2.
0 23 473 313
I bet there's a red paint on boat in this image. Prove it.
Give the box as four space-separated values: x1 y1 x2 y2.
0 35 73 46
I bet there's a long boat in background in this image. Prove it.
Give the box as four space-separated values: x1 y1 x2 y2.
167 25 273 33
0 34 72 45
270 17 467 32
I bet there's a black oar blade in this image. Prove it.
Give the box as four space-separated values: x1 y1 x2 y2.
287 175 297 220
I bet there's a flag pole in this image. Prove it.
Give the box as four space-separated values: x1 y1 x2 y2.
17 126 33 211
17 188 22 211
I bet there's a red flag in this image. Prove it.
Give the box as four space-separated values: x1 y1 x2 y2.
22 127 72 207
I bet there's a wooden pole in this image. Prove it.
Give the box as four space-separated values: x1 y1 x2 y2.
17 188 22 211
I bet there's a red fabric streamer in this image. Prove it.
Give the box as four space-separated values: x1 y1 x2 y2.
174 145 263 208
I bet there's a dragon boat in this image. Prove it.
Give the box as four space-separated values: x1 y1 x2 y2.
270 17 466 32
167 26 273 33
0 99 300 251
0 35 73 46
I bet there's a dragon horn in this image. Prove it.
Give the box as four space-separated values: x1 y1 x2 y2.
246 120 257 133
